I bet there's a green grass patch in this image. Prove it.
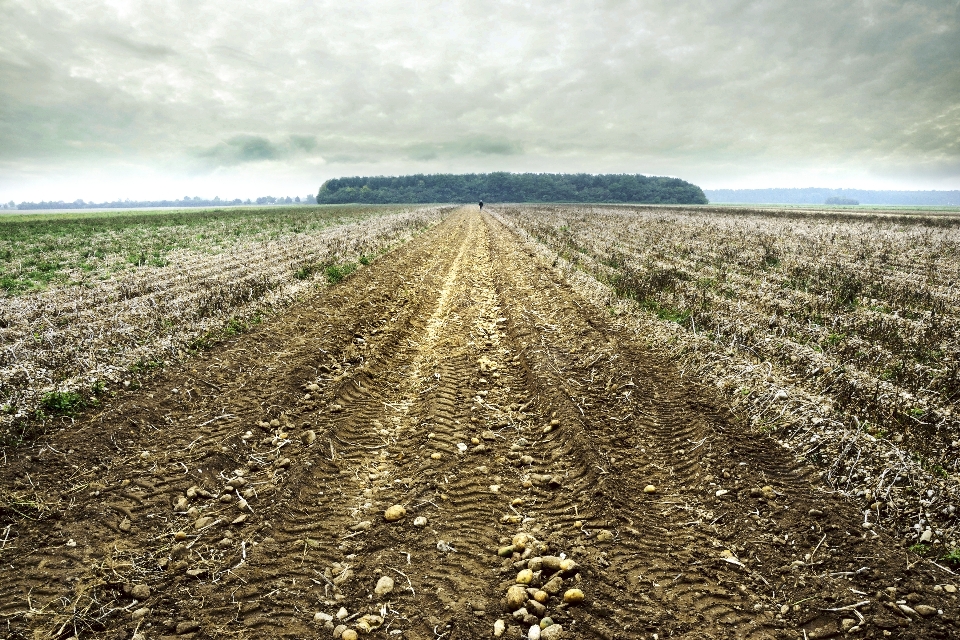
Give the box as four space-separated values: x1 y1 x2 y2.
325 263 357 284
39 390 85 415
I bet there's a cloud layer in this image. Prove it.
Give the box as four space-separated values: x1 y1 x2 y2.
1 0 958 200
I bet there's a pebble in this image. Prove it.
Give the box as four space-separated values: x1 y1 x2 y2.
945 585 957 593
595 529 614 543
341 630 358 640
494 619 506 637
498 545 516 557
231 514 247 525
920 529 933 543
541 624 564 640
301 430 316 445
119 518 132 532
131 584 151 600
542 577 563 595
336 607 349 619
333 624 347 637
643 485 657 494
533 590 548 603
513 533 533 550
517 569 533 584
314 611 333 623
914 604 937 616
563 589 584 604
375 576 395 596
507 585 528 610
540 617 554 628
528 624 541 640
384 505 406 522
431 453 442 460
413 516 428 527
194 517 214 530
131 607 150 620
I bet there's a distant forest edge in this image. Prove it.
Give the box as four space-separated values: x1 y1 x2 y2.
316 173 708 204
7 194 317 210
705 188 960 206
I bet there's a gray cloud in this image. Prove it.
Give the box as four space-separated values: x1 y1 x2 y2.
1 0 958 199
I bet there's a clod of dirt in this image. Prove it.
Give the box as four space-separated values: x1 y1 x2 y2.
131 584 151 599
119 517 132 532
562 588 584 604
384 505 406 521
594 529 613 543
374 576 394 596
176 621 200 634
301 430 316 444
131 607 150 620
643 484 657 493
506 585 528 610
413 516 428 526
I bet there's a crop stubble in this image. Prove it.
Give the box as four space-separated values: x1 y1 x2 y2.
0 208 957 639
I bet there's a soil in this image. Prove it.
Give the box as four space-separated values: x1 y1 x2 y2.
2 208 958 640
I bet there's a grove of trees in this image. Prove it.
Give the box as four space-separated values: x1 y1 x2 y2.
316 172 709 204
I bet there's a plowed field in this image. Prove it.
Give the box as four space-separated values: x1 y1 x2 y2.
2 208 957 640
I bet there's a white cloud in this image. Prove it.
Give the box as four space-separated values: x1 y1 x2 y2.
1 0 958 202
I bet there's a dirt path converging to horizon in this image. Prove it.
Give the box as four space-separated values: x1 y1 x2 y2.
1 208 958 640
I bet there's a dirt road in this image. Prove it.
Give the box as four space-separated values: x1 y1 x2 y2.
2 208 957 639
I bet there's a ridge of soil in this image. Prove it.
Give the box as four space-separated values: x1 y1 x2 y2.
1 208 957 639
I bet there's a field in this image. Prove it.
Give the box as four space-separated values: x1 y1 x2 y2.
1 205 960 640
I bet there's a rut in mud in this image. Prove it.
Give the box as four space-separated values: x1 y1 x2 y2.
1 208 958 640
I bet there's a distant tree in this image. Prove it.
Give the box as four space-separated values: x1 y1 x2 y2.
295 196 301 203
825 197 859 205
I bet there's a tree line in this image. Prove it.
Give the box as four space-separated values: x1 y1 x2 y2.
316 172 708 204
8 195 317 210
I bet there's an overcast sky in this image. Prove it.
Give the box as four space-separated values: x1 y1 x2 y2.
1 0 958 202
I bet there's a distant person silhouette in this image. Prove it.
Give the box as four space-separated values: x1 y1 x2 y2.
479 200 483 211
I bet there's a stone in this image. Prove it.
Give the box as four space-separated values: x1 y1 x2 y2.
526 599 546 616
119 518 132 532
132 607 150 620
498 545 516 557
375 576 395 596
131 584 151 600
341 630 358 640
301 430 316 445
333 624 347 637
512 533 533 550
643 485 656 494
539 616 554 628
542 576 563 595
533 590 548 603
384 505 406 522
336 607 349 619
431 453 442 460
528 557 543 572
517 569 533 584
194 516 214 530
595 529 614 543
841 618 857 631
541 556 562 571
413 516 428 527
920 529 933 543
314 611 333 623
945 584 957 593
761 485 776 500
914 604 937 616
541 624 563 640
528 624 541 639
231 514 247 525
563 589 584 604
494 619 506 637
507 585 528 610
350 521 372 532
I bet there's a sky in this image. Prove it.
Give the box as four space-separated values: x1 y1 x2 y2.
1 0 959 203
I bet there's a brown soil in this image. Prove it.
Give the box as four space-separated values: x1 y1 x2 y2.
2 208 958 640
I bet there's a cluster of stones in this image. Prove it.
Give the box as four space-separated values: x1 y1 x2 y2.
495 533 583 639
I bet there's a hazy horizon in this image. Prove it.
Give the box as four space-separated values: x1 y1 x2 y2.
2 1 958 203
